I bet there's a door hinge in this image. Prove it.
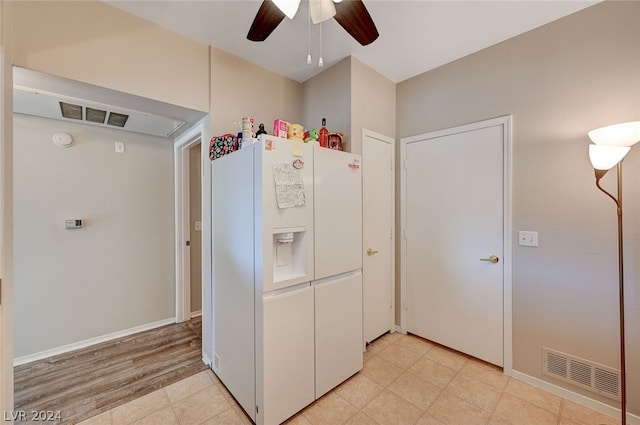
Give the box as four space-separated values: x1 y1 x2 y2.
186 241 191 246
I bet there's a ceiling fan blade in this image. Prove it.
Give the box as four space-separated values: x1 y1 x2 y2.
334 0 379 46
247 0 286 42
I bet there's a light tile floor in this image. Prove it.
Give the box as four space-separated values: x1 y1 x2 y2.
77 332 621 425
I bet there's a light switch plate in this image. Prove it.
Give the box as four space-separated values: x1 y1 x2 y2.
115 141 125 153
65 219 84 229
519 231 538 247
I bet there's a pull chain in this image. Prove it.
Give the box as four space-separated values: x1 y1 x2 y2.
319 22 324 68
307 4 312 66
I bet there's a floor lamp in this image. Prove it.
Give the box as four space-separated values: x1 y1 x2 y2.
587 120 640 425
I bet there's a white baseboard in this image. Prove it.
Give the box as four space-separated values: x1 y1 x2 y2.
190 310 202 318
202 353 212 369
511 370 640 424
14 317 176 366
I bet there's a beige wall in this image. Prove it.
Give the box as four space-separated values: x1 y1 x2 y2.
11 0 209 112
13 114 176 358
210 46 303 138
189 144 202 314
302 57 396 154
397 1 640 412
350 57 396 153
8 0 210 362
303 58 351 150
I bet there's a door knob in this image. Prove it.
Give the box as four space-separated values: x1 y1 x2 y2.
480 255 499 264
367 248 379 256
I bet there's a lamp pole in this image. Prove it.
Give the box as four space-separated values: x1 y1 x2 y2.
594 162 626 425
614 163 626 425
588 121 640 425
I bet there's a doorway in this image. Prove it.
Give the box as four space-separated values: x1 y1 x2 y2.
174 125 206 323
400 116 512 370
173 119 212 367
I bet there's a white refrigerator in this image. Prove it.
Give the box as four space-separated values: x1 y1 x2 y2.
211 135 362 425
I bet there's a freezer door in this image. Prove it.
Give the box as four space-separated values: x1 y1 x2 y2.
260 284 315 425
314 147 362 280
314 271 363 398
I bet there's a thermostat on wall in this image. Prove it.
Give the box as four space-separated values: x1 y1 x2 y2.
65 219 84 229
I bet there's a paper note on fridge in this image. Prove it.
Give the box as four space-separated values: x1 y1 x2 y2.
273 163 306 208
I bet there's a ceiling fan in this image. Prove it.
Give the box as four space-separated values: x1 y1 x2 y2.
247 0 379 46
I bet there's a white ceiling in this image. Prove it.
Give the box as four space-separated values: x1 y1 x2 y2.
104 0 599 84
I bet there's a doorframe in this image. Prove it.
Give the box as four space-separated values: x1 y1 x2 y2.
0 0 14 413
174 116 212 366
399 116 513 374
174 119 206 322
361 128 395 339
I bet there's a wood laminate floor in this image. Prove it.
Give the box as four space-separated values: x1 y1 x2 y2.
14 317 207 425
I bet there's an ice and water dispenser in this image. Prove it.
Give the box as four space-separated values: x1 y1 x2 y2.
272 227 308 283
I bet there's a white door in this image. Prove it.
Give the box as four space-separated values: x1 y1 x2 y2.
402 118 509 367
362 130 394 343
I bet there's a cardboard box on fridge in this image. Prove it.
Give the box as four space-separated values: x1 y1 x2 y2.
273 119 289 138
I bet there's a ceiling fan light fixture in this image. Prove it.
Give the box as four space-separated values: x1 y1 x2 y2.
273 0 301 19
310 0 336 24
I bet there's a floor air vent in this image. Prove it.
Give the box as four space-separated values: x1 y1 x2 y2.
543 347 620 400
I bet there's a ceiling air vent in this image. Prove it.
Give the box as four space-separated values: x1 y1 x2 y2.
14 80 195 137
542 347 620 400
86 107 107 124
107 112 129 128
59 102 83 120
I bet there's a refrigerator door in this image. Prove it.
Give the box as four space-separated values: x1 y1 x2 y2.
260 283 315 425
313 147 362 280
314 271 363 398
258 136 315 292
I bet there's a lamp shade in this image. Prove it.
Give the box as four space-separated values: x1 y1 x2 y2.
588 121 640 147
589 144 630 170
310 0 336 23
273 0 301 19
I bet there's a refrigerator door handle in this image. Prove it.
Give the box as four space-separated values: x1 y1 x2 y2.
263 282 312 300
313 270 362 287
